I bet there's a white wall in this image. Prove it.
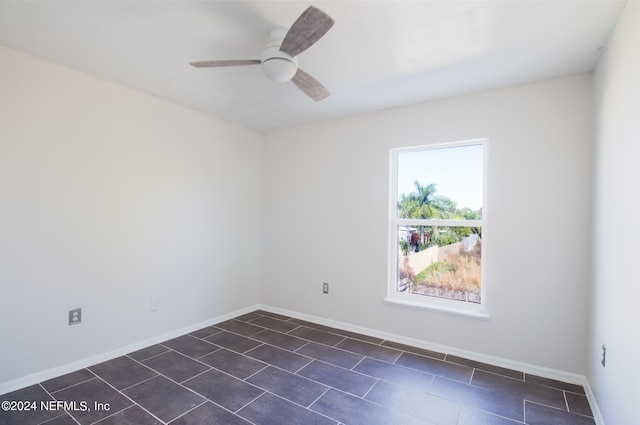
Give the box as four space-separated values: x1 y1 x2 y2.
262 74 593 374
0 46 263 385
590 2 640 424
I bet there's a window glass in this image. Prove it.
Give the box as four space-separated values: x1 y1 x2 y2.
390 141 485 310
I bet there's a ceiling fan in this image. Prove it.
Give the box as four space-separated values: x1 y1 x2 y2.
190 6 334 101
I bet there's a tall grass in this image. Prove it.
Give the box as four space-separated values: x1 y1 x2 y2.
413 242 481 294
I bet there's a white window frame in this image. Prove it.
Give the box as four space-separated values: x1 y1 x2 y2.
385 139 489 319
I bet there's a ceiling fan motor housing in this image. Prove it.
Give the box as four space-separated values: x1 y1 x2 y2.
261 27 298 82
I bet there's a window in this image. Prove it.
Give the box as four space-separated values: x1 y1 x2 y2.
386 140 487 317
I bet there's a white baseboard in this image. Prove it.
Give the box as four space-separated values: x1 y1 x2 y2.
0 303 605 425
257 304 605 425
583 380 605 425
258 304 582 383
0 304 260 396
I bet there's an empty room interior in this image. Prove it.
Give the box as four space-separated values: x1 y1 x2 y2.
0 1 638 425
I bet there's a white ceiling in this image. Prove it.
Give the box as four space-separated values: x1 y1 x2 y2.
0 1 624 132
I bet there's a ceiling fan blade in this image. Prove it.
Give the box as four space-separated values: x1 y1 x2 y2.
189 59 261 68
280 6 334 57
291 68 330 101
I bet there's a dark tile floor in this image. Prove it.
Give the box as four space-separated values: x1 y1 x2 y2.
1 310 595 425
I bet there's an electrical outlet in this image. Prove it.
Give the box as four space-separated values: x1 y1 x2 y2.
322 282 329 294
150 298 159 312
68 308 81 325
601 344 607 367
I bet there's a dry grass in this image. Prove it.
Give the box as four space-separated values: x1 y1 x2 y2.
413 242 481 294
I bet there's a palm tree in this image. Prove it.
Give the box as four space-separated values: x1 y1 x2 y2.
398 181 452 250
398 181 446 219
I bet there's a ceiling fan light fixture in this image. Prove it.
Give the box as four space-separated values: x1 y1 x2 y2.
261 41 298 83
189 7 333 100
262 57 297 82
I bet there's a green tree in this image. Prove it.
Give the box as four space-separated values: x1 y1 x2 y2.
398 182 450 250
398 182 446 219
398 182 482 248
451 207 481 239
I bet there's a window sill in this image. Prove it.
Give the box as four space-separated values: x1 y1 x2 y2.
383 296 490 320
